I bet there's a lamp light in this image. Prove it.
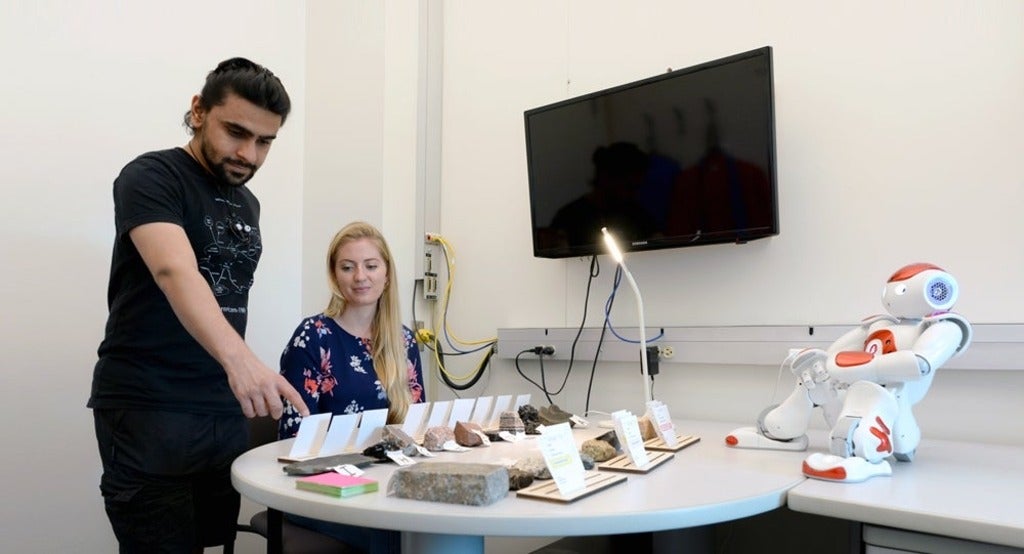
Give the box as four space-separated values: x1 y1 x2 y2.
601 227 653 408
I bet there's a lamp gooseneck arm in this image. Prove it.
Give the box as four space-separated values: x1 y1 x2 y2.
618 264 652 407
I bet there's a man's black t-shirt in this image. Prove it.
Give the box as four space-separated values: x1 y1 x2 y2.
89 148 262 415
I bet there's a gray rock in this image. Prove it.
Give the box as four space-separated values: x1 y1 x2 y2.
512 456 552 480
387 462 508 506
381 424 416 448
579 452 595 470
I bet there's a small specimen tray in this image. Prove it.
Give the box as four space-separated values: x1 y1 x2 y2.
516 471 627 503
597 450 674 473
644 434 701 452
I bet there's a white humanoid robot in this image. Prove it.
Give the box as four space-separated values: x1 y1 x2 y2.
726 263 972 482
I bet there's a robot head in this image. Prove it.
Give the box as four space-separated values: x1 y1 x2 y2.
882 263 959 319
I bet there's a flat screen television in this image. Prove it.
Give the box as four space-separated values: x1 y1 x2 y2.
525 46 778 259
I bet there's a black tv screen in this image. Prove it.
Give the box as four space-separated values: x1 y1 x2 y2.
525 46 778 259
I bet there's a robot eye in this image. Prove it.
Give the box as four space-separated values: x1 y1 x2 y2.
894 284 907 295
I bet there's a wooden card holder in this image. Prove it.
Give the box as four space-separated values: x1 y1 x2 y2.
516 471 627 503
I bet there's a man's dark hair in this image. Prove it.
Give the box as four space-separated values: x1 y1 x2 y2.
183 57 291 134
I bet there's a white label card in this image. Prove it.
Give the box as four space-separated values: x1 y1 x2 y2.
425 401 452 429
489 395 513 428
401 402 429 438
512 393 532 413
447 398 476 427
386 450 417 466
538 422 586 495
441 440 469 452
569 414 590 428
612 410 650 468
470 396 494 425
498 431 523 443
646 400 678 448
288 413 332 460
414 444 436 458
471 429 491 446
331 464 364 476
353 408 388 449
320 412 361 456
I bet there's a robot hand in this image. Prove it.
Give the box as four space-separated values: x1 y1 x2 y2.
787 348 829 389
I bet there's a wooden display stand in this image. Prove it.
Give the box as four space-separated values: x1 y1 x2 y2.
597 450 674 473
644 434 701 452
516 471 627 503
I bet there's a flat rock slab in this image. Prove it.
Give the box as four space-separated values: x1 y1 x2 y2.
388 462 508 506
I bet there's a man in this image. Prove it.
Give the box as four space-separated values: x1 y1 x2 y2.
89 57 309 553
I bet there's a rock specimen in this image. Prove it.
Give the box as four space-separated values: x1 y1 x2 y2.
362 438 417 460
454 421 485 447
517 404 542 434
422 425 455 451
637 414 658 441
362 439 401 461
537 404 574 427
507 468 534 491
498 410 525 434
579 453 595 470
595 430 621 452
580 438 616 462
388 462 508 506
512 456 551 480
381 424 416 448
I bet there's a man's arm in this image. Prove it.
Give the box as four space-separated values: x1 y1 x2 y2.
130 222 309 419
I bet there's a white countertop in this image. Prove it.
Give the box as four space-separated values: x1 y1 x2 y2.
787 436 1024 549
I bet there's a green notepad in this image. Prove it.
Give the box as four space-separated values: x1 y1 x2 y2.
296 472 379 498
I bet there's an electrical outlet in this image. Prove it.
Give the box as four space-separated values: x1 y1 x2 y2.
422 249 438 300
658 345 675 359
424 273 437 300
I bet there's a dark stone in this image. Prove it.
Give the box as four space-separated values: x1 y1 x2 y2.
507 468 535 491
596 430 621 452
518 404 541 435
579 452 595 470
362 439 402 461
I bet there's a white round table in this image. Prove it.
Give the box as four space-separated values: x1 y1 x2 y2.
231 419 809 554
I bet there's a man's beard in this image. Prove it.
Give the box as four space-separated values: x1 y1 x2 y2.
198 136 258 188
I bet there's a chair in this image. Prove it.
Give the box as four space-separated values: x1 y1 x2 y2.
226 416 363 554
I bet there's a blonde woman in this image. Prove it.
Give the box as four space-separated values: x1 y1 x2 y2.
280 221 424 437
278 221 423 553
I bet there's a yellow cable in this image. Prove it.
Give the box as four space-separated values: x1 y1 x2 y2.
432 235 497 346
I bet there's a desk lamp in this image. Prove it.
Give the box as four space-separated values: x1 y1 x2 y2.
601 227 653 409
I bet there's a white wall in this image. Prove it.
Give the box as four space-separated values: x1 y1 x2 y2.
0 2 306 552
429 0 1024 442
3 1 1023 552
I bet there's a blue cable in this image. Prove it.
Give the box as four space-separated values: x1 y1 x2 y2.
604 265 665 344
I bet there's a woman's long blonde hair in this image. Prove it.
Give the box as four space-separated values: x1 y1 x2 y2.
324 222 411 423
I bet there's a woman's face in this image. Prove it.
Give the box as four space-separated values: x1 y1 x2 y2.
333 238 388 309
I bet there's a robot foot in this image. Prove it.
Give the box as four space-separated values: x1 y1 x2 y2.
725 427 809 451
802 452 892 483
893 450 916 462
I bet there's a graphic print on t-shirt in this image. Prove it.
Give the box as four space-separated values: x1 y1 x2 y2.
198 211 262 297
